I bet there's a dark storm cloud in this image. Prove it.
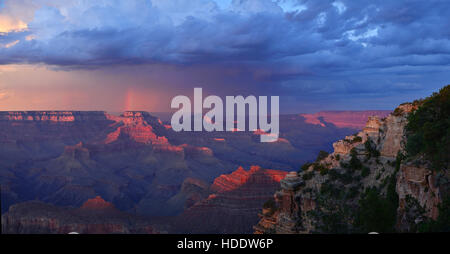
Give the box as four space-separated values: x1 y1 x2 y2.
0 0 446 67
0 0 449 109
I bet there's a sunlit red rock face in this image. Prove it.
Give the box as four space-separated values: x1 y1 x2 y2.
1 197 158 234
104 111 169 145
211 166 287 193
300 110 391 129
173 166 287 233
80 196 116 211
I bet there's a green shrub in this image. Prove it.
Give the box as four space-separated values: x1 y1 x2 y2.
418 196 450 232
376 173 381 180
341 171 354 185
361 167 370 178
329 169 354 184
299 162 313 173
349 148 363 170
347 186 360 199
302 171 315 181
352 136 362 143
320 182 339 196
313 163 328 173
354 187 397 233
364 139 380 159
392 107 404 116
316 150 329 162
263 199 276 210
405 85 450 171
320 167 329 175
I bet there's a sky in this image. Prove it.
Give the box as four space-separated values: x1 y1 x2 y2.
0 0 449 113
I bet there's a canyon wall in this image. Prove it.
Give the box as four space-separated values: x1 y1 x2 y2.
255 103 446 233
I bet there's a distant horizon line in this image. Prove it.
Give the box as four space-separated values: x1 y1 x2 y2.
0 109 393 115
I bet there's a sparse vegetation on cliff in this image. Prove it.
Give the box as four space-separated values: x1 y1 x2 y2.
348 148 363 171
299 162 313 173
345 136 362 144
302 170 315 181
263 199 277 216
354 187 397 233
316 151 329 162
418 196 450 232
406 85 450 171
364 139 380 159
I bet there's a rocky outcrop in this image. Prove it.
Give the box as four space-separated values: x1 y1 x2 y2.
363 116 382 134
173 166 287 233
254 103 443 233
1 197 157 234
379 104 417 157
254 172 304 234
395 159 442 231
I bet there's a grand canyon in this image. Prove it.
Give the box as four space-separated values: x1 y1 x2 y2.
1 109 391 233
2 86 449 234
1 0 449 236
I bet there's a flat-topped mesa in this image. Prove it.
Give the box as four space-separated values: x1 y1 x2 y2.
0 111 116 147
0 111 109 122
